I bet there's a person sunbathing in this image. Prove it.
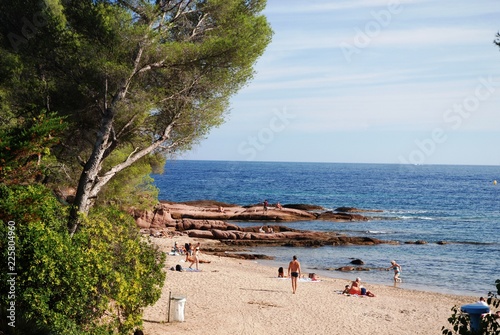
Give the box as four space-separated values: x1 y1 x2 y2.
360 286 376 297
308 273 319 281
348 277 362 295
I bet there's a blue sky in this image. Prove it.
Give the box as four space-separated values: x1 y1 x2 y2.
183 0 500 165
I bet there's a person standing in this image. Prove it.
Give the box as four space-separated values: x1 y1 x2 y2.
387 260 402 283
189 242 201 270
184 243 192 262
263 199 268 213
288 255 301 294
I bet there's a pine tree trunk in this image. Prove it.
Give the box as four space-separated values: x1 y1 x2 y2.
68 107 114 235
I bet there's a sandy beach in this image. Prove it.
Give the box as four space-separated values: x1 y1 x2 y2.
141 235 478 335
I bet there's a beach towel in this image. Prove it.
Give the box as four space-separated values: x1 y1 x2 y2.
299 277 321 283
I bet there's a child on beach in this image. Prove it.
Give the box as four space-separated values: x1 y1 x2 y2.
342 285 350 294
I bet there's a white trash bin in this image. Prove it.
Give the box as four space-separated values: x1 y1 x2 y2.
170 296 186 322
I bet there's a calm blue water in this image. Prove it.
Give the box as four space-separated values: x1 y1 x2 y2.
153 160 500 297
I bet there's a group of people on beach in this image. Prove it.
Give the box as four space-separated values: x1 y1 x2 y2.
342 277 376 297
284 256 402 295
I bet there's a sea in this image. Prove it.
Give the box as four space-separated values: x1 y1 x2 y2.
152 160 500 297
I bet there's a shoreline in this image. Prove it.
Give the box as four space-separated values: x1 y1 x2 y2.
251 257 479 298
142 235 481 335
137 201 494 298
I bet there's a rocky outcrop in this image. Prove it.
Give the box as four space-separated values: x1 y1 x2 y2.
131 201 395 246
405 240 428 245
283 204 324 211
350 259 364 265
130 206 173 229
334 207 383 213
316 211 369 221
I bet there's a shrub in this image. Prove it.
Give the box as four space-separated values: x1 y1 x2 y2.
0 184 165 334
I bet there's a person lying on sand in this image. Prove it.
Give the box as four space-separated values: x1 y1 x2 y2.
360 286 376 297
342 285 350 294
308 273 319 281
345 278 376 297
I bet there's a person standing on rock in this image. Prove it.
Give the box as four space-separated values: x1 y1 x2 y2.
288 255 301 294
263 199 268 213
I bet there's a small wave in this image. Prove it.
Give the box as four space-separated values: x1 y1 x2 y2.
366 230 388 234
397 215 434 220
452 241 498 246
388 209 429 215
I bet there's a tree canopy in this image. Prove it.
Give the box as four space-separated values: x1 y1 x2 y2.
0 1 271 332
0 0 272 230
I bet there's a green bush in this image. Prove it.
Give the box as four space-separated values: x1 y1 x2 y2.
0 184 166 334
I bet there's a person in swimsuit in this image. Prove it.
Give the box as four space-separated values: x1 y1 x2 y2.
348 277 362 295
184 243 191 262
189 242 201 270
288 255 301 294
387 260 402 282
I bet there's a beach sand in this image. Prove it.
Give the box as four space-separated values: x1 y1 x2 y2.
142 235 476 335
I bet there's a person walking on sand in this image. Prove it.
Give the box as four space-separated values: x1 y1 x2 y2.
189 242 201 270
387 260 402 283
288 255 301 294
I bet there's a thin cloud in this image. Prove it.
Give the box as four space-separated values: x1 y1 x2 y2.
265 0 429 14
269 27 492 53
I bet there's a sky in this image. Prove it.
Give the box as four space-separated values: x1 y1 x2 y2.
182 0 500 165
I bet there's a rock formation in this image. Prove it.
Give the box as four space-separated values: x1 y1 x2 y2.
130 201 397 247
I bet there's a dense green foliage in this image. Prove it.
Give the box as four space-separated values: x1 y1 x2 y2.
97 146 163 210
0 185 165 334
442 280 500 335
0 112 66 185
0 0 270 332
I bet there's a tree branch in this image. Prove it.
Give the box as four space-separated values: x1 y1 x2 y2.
89 117 179 199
